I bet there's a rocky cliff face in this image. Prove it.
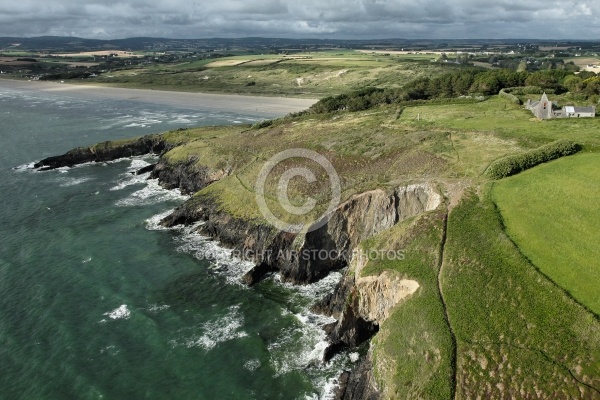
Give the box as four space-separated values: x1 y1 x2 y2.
162 184 442 287
151 157 230 195
355 273 420 323
335 353 380 400
34 134 168 170
289 185 441 284
319 249 420 361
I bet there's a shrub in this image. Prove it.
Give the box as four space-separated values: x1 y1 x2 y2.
485 139 581 179
498 89 522 105
251 119 273 129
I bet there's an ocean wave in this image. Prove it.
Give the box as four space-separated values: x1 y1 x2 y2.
99 345 120 356
306 377 341 400
170 305 248 351
110 158 187 206
269 287 346 399
58 176 94 187
273 270 345 302
174 228 255 285
115 178 188 207
168 117 193 124
146 208 347 398
268 315 331 377
102 304 131 321
243 359 261 372
146 210 255 285
109 159 152 191
147 304 170 312
12 162 36 172
144 209 178 231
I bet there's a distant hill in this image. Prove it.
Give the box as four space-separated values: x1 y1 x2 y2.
2 36 596 52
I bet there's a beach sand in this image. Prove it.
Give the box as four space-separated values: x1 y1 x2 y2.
0 79 317 118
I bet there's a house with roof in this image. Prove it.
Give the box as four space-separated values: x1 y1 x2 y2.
563 105 596 118
526 93 596 119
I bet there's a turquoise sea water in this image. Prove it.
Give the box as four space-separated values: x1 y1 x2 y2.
0 86 348 399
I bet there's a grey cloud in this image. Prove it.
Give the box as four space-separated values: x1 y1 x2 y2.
0 0 599 38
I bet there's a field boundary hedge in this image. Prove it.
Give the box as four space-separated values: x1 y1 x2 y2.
485 139 581 179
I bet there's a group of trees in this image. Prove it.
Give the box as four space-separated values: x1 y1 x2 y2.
310 68 597 114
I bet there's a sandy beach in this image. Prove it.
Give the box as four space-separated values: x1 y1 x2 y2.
0 79 317 118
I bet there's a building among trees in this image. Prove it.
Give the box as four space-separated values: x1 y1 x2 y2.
526 93 595 119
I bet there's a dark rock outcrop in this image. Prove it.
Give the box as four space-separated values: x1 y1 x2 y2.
335 356 380 400
242 262 276 286
34 134 167 170
134 163 156 175
150 157 230 195
162 196 298 280
311 274 355 318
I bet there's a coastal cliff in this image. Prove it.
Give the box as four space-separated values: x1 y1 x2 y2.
35 136 444 398
162 184 441 285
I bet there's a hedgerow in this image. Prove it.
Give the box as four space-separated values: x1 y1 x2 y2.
485 139 580 179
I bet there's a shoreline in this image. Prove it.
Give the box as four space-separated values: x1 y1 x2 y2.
0 78 318 118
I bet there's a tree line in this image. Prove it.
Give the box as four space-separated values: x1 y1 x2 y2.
310 68 599 114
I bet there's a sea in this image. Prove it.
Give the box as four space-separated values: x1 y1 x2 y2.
0 84 352 399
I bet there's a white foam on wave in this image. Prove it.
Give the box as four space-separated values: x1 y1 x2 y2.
268 274 348 398
144 209 177 231
12 162 36 172
102 304 131 321
243 359 261 372
115 178 188 206
110 173 148 192
171 305 248 351
120 113 164 128
99 345 120 356
268 313 332 378
175 227 255 285
146 209 255 285
273 270 345 302
306 377 342 400
109 158 187 206
58 176 93 187
147 304 170 312
168 117 193 124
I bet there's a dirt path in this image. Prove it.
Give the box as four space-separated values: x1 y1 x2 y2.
437 213 458 399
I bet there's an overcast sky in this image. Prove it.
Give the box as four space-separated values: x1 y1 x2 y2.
0 0 599 39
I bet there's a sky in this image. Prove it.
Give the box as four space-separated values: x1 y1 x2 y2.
0 0 599 40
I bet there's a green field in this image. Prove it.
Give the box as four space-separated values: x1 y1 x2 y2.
87 50 449 97
442 192 600 399
400 96 600 150
492 153 600 315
